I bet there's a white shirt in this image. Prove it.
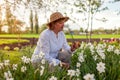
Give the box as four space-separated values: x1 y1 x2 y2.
31 29 70 65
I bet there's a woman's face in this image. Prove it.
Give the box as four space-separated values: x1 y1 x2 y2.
54 19 65 32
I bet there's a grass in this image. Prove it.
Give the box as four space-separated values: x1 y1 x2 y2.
0 50 22 64
0 33 119 64
0 39 29 45
0 46 35 64
0 34 120 39
66 34 120 39
0 34 39 38
0 35 35 64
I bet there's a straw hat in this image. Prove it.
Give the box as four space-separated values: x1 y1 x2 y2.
47 12 69 25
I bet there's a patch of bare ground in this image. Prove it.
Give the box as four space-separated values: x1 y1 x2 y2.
0 37 119 50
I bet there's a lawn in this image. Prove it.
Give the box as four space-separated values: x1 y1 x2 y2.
0 46 35 64
0 50 22 64
0 34 120 39
0 39 29 45
0 34 39 38
66 34 120 39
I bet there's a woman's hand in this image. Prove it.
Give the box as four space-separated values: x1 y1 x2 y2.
60 61 70 69
71 41 80 52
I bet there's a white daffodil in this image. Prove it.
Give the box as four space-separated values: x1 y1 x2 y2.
90 45 95 55
33 55 39 59
76 69 80 77
4 71 14 80
80 42 85 49
77 78 80 80
114 49 120 55
76 62 81 68
6 77 14 80
96 62 105 73
41 59 46 64
49 76 57 80
78 56 84 63
83 73 95 80
96 48 105 54
86 43 92 47
21 66 27 72
98 52 105 60
4 60 10 66
93 55 98 61
21 56 31 64
96 49 105 59
0 62 4 69
12 64 18 70
67 69 76 77
40 66 45 76
52 59 57 66
103 43 107 48
25 58 31 64
38 51 45 58
78 53 84 63
96 44 105 50
107 45 114 52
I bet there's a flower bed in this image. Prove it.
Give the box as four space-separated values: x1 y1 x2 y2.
0 38 35 50
0 42 120 80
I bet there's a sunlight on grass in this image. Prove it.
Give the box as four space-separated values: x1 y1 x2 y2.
0 34 120 39
66 34 120 39
0 46 35 64
0 39 29 45
0 50 22 64
0 34 39 38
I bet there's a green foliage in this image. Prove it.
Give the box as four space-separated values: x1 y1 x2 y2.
0 46 35 64
0 50 21 64
20 46 35 58
71 42 120 80
0 42 120 80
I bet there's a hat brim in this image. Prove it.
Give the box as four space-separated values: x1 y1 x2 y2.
47 17 69 26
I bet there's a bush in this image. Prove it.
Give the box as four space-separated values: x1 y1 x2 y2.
4 46 10 51
14 47 19 51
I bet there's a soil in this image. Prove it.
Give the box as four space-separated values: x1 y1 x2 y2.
0 37 119 50
0 38 38 50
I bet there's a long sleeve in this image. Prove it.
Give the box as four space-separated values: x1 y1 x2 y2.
32 30 60 65
40 33 60 65
62 32 71 50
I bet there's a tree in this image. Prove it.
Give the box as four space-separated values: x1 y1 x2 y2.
0 5 3 33
80 27 84 33
5 1 14 34
74 0 108 42
34 11 39 34
39 24 47 33
0 0 24 34
13 17 24 34
30 10 33 33
5 0 25 34
6 0 43 33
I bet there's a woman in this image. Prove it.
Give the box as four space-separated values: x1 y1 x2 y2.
31 12 72 69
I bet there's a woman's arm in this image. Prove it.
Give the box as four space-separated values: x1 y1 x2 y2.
37 32 61 65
